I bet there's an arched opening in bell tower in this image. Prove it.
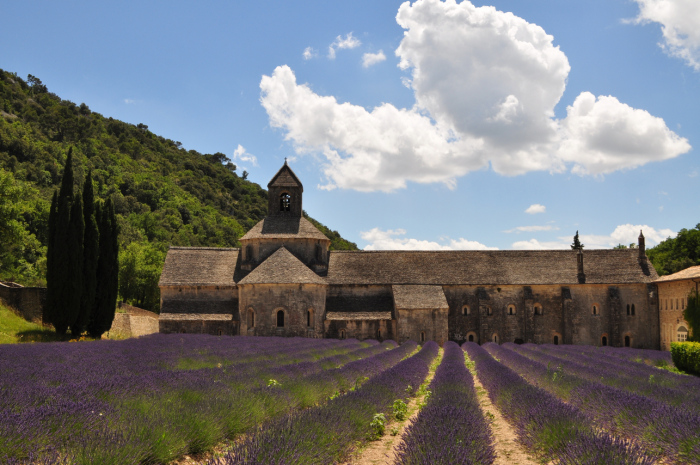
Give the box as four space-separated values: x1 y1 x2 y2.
280 193 291 212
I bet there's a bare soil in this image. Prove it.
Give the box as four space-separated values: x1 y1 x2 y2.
472 376 541 465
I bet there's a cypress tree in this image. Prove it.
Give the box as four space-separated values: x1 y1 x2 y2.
90 199 119 338
45 190 58 325
76 171 99 335
67 195 84 337
47 149 75 334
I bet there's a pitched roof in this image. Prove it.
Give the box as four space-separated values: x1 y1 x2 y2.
239 216 329 242
326 249 658 285
159 247 238 286
160 300 237 314
326 312 392 321
325 292 394 314
267 162 303 190
655 265 700 282
237 247 326 285
159 313 232 321
393 285 449 309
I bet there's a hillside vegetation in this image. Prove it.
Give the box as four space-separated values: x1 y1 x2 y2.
0 70 356 311
647 224 700 276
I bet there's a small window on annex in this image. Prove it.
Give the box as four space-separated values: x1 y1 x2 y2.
276 310 285 328
339 329 346 340
420 332 426 343
678 326 689 342
248 309 255 328
592 305 599 315
307 309 313 327
486 306 493 316
631 304 636 316
626 304 631 315
280 193 291 212
507 305 516 315
462 305 470 316
492 334 499 344
534 304 543 315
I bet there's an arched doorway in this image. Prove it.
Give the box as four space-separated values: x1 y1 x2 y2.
553 335 559 345
276 310 285 328
624 335 631 347
601 335 608 346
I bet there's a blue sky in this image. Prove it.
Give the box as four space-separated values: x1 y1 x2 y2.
2 0 698 250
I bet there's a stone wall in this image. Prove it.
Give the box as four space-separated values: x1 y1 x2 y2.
107 303 160 338
238 283 326 337
0 282 46 323
443 283 659 349
324 319 396 342
658 279 698 350
396 307 448 345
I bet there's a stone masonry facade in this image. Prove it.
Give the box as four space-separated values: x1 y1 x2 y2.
158 162 666 349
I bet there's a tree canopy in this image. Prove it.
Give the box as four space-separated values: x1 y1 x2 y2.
647 224 700 276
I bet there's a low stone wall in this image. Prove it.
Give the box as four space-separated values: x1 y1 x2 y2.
0 282 46 323
106 303 159 338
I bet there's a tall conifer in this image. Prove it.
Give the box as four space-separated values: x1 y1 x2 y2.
76 171 98 335
47 148 75 334
90 199 118 338
67 196 84 337
45 190 58 324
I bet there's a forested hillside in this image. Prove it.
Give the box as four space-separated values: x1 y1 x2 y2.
0 70 357 312
647 224 700 276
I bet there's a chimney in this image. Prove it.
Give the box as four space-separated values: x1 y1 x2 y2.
577 249 585 284
638 230 646 261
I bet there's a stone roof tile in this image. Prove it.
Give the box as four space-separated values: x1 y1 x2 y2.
327 249 658 285
239 217 329 241
159 313 232 321
237 247 326 285
159 247 238 286
325 312 392 321
393 285 449 309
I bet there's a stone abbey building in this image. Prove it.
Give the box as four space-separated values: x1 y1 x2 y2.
159 162 661 348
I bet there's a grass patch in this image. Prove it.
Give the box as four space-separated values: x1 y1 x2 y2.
0 303 63 343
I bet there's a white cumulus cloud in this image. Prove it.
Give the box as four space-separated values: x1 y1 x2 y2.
362 50 386 68
259 0 690 191
232 144 258 167
525 204 546 214
302 47 317 60
511 239 570 250
361 228 496 250
504 225 559 233
631 0 700 70
328 33 361 59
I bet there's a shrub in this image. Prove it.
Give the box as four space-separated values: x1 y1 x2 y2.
393 399 408 421
368 413 386 440
671 342 700 376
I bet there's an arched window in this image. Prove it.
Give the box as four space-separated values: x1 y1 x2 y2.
462 305 470 316
601 335 608 346
246 245 254 261
280 193 291 211
307 309 313 327
248 308 255 328
678 326 689 342
486 306 493 316
553 335 559 345
420 332 426 343
631 304 636 316
377 329 381 339
592 304 599 315
316 244 324 262
218 329 223 336
492 334 499 344
626 304 630 315
507 305 516 315
339 329 346 339
468 334 474 342
624 335 631 347
276 310 285 328
534 304 543 315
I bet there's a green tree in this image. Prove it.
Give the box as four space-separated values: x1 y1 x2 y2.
76 171 99 335
571 231 584 251
684 290 700 342
67 196 84 337
89 199 118 338
46 149 76 335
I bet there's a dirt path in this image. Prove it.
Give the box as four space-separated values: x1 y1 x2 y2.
341 350 442 465
471 374 541 465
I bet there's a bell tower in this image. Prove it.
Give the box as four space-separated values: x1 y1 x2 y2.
267 159 303 218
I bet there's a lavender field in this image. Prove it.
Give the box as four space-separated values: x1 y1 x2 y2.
0 335 695 465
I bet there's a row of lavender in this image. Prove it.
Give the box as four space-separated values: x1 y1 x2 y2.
465 343 656 465
496 343 700 463
0 335 408 464
213 341 439 465
394 341 495 465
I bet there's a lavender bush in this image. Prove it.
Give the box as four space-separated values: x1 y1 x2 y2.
489 343 700 463
394 341 496 465
464 342 656 465
0 334 396 464
213 341 439 465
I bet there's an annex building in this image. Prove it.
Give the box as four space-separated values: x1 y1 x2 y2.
158 162 662 349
